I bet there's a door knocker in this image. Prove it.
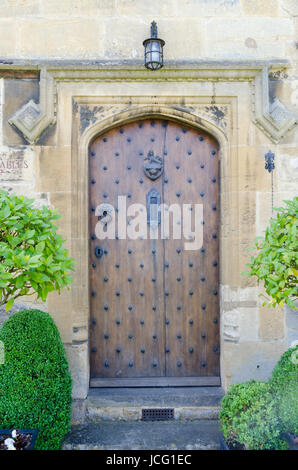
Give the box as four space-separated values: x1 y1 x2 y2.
144 150 163 180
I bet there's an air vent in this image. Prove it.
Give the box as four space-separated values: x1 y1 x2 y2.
142 408 174 421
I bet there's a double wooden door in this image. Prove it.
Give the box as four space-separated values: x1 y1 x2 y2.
89 119 220 386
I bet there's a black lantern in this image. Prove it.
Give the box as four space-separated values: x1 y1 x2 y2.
143 21 165 71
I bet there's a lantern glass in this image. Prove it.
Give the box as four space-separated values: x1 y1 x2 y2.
143 22 165 70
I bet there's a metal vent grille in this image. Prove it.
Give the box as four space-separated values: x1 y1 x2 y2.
142 408 174 421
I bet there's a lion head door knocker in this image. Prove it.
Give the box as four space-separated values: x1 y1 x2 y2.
144 150 163 180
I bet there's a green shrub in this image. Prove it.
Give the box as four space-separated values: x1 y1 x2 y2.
219 380 288 450
235 389 288 450
270 346 298 391
245 196 298 309
278 381 298 435
219 381 268 444
0 309 72 450
269 346 298 435
0 189 74 311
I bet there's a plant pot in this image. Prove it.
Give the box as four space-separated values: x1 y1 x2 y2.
220 431 296 451
219 433 230 450
0 429 38 450
219 432 245 450
284 433 298 451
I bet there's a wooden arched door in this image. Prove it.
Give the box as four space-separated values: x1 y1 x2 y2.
89 119 220 386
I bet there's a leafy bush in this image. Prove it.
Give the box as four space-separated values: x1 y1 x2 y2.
219 381 268 445
270 346 298 391
219 380 288 450
235 390 287 450
0 189 74 311
245 197 298 309
0 309 72 450
269 346 298 435
278 381 298 435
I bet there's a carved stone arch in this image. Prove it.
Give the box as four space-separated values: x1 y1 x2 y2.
80 104 228 159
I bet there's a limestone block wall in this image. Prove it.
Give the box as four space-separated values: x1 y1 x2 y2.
0 0 297 397
0 0 296 63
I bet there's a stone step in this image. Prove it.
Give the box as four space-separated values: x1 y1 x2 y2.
86 387 224 422
63 420 220 450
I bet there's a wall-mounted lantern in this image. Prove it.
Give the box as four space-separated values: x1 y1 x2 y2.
265 150 275 214
265 150 275 173
143 21 165 71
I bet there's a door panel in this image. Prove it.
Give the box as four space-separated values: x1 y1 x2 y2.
89 121 166 378
89 119 220 384
162 122 220 377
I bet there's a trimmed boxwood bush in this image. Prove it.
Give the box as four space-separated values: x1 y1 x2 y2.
219 380 288 450
219 381 267 445
270 346 298 391
269 346 298 435
234 387 287 450
278 382 298 436
0 309 72 450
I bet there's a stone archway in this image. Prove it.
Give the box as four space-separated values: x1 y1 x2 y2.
70 100 235 395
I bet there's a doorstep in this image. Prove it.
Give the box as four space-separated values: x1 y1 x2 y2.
83 387 224 422
63 420 220 450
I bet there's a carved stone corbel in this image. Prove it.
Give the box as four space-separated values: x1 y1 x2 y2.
8 67 56 144
254 66 297 144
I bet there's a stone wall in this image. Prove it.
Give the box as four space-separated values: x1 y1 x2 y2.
0 0 297 398
0 0 297 63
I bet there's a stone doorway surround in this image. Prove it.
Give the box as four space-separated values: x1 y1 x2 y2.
2 62 296 414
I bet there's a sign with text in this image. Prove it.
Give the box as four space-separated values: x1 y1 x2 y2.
0 147 34 182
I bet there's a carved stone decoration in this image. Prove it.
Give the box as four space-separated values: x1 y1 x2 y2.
13 100 41 130
170 104 229 133
80 105 104 133
8 68 56 144
269 70 288 81
253 67 297 144
143 150 163 180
